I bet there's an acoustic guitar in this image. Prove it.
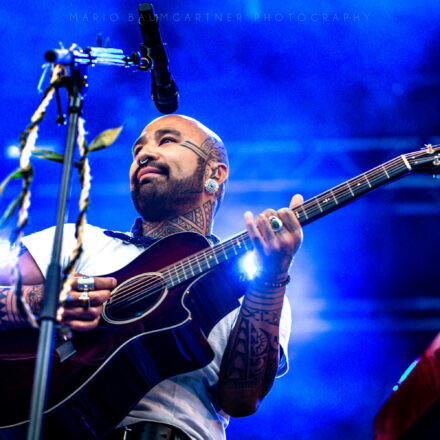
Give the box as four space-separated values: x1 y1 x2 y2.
0 145 439 439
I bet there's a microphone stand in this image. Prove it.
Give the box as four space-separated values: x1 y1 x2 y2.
26 66 84 440
26 45 148 440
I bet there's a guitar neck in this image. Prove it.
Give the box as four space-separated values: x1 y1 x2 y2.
166 153 413 287
293 153 412 226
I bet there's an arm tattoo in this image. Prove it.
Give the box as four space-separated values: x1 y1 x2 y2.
219 287 285 393
26 285 44 316
0 285 44 330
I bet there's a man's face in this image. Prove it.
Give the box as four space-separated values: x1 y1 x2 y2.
129 115 208 221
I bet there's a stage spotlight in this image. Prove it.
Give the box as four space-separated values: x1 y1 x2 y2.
241 251 259 279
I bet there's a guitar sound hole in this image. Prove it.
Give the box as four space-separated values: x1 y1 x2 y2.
104 273 166 323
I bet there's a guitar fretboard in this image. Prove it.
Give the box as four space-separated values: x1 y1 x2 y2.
163 154 412 288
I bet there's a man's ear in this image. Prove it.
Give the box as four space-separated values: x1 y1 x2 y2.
208 163 228 185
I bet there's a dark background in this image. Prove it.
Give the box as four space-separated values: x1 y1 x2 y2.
1 1 440 438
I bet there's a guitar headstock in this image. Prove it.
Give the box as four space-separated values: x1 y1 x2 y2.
406 144 440 176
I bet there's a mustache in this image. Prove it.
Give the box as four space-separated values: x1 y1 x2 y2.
134 161 170 181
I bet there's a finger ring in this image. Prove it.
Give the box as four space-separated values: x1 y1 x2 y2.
78 291 91 310
77 276 94 292
268 215 283 232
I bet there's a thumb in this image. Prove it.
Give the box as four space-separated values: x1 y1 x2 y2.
289 193 304 209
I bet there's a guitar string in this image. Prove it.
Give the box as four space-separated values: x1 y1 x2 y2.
107 237 250 311
107 239 247 313
107 235 253 310
109 149 435 310
106 156 411 310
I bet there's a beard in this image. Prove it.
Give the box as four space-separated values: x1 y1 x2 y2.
131 162 205 222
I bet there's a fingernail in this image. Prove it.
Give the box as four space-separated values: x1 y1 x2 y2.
112 278 117 287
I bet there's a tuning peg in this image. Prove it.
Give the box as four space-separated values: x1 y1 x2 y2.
425 144 434 153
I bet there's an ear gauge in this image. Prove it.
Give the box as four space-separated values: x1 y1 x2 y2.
204 178 219 194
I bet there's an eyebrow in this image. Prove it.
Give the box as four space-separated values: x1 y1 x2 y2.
132 128 182 151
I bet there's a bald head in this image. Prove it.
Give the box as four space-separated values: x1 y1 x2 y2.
140 115 229 213
145 115 228 167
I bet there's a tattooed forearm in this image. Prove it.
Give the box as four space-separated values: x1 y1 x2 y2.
218 285 285 415
0 285 44 330
25 285 44 316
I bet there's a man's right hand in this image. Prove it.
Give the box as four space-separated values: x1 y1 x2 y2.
60 277 116 332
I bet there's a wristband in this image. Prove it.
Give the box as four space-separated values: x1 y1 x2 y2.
253 274 291 289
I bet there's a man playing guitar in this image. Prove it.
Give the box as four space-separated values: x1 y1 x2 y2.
0 115 302 440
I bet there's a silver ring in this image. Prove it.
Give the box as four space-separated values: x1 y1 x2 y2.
268 215 283 232
77 276 94 292
139 157 149 165
78 291 91 310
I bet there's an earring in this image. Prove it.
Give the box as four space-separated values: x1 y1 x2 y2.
205 178 219 194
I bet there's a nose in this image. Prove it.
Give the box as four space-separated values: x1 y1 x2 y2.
136 144 160 167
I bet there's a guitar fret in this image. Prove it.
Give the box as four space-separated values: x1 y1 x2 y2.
330 190 339 205
196 255 203 273
301 205 309 219
346 182 354 196
203 252 211 268
401 154 412 170
236 238 243 251
189 263 195 277
231 241 238 255
315 198 323 213
174 264 181 283
240 239 249 250
381 165 390 179
364 174 372 188
220 245 228 260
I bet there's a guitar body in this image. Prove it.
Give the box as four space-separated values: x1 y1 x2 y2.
0 233 246 439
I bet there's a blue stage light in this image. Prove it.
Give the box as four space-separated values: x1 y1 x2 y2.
5 145 20 159
241 251 259 279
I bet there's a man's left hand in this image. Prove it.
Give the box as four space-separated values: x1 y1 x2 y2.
244 194 303 279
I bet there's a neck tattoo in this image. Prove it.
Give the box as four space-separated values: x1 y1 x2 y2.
142 200 214 239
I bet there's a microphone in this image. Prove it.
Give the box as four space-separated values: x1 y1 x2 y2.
138 3 179 114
